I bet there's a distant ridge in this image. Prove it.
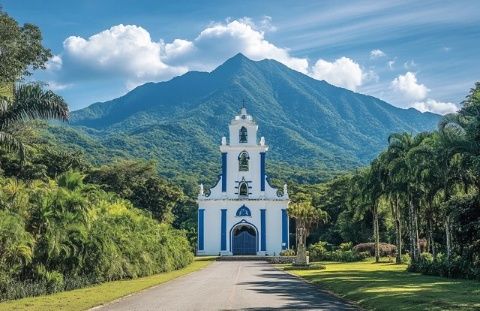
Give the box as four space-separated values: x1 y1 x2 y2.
52 53 440 183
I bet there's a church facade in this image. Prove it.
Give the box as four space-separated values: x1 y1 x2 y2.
197 107 289 256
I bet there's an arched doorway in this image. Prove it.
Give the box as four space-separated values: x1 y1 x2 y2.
232 224 257 255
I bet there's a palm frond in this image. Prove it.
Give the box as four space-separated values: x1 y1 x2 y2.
0 130 25 162
0 83 69 130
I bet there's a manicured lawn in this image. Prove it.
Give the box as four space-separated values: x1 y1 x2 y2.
287 259 480 311
0 257 216 311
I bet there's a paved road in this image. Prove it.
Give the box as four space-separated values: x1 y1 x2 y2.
95 261 358 311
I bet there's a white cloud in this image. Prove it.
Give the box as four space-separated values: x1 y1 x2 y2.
391 72 429 101
311 57 363 91
46 81 71 91
412 99 458 115
58 19 309 89
387 59 395 70
259 16 277 32
45 55 62 71
370 49 386 59
63 24 188 88
403 60 417 70
189 20 308 73
389 72 456 114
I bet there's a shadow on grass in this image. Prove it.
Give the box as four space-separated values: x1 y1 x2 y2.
298 267 480 311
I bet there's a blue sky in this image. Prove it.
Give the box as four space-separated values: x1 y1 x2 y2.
3 0 479 114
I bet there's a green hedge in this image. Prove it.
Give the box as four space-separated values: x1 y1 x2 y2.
0 173 193 301
308 242 370 262
408 253 480 281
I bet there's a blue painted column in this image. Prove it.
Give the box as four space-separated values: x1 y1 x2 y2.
281 209 288 250
221 209 227 251
198 209 204 251
222 153 227 192
260 209 266 251
260 152 265 191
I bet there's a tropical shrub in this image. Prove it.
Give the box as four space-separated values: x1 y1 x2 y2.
353 242 397 257
279 249 295 256
308 241 369 262
0 172 193 301
408 253 480 280
308 241 328 260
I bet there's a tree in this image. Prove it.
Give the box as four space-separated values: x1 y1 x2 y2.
387 132 429 261
288 196 328 265
0 9 52 83
86 160 185 222
0 84 69 162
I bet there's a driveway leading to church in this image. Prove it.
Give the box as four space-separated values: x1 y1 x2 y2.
95 261 358 311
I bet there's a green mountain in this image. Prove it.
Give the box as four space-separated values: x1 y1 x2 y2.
51 53 440 184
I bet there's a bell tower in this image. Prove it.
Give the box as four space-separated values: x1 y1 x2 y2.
197 105 289 256
228 107 259 146
219 106 269 198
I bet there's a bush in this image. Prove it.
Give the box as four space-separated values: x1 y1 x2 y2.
0 176 194 302
338 242 353 252
401 253 411 265
353 242 397 257
308 242 328 261
308 242 370 262
408 252 480 280
279 249 295 256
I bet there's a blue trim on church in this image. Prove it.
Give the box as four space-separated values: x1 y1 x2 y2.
198 209 204 251
221 153 227 192
236 205 251 217
221 209 227 251
260 209 266 251
260 152 265 191
281 209 288 250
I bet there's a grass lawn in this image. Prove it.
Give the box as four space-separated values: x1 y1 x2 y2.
286 259 480 311
0 257 216 311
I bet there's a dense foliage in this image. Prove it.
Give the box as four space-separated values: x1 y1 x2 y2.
0 173 193 300
0 10 194 302
301 83 480 279
0 9 52 82
308 242 370 262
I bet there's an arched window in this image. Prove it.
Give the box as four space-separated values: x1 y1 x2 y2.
239 127 248 143
238 151 249 171
236 205 252 217
239 182 248 196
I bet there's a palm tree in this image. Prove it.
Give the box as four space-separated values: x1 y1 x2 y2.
0 83 69 162
288 197 328 265
377 150 404 263
387 132 429 261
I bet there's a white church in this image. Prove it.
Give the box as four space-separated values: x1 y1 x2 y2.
197 107 290 256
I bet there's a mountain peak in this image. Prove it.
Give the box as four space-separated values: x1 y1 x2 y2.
211 53 257 77
230 52 251 61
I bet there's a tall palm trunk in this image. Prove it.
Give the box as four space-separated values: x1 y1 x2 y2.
445 215 452 260
373 203 380 263
408 198 416 260
394 195 402 264
413 203 421 257
427 215 435 256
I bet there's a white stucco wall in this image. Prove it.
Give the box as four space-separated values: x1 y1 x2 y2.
198 200 288 256
197 108 289 256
